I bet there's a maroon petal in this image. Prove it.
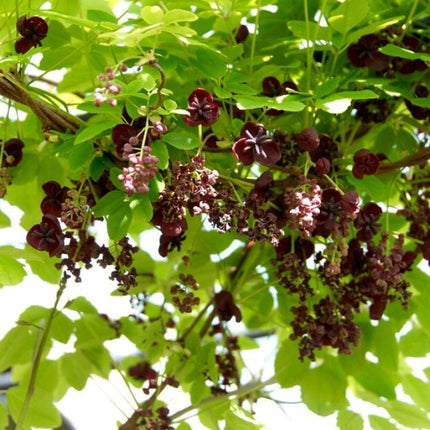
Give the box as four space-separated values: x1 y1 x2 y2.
232 138 255 165
253 139 281 166
15 37 34 54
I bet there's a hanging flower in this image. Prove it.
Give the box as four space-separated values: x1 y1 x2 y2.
26 214 64 257
15 16 48 54
232 122 281 166
183 89 220 127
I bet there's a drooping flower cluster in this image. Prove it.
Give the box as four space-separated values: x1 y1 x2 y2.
152 155 219 256
15 15 48 54
118 146 159 195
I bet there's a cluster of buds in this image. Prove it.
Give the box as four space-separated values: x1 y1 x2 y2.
94 65 127 107
118 145 159 195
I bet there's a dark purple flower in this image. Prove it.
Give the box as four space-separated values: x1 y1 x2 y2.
354 202 382 242
26 214 64 257
352 149 380 179
40 181 70 217
233 24 249 43
232 122 281 166
296 127 320 152
214 291 242 322
183 88 220 127
15 16 48 54
2 138 24 167
347 34 390 72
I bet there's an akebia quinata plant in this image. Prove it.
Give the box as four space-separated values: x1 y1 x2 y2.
1 1 430 429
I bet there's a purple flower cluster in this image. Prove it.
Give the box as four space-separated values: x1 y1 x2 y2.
118 146 159 195
152 155 219 257
94 66 126 107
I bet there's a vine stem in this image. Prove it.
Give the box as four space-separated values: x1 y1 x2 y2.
170 375 277 422
15 278 67 430
249 0 261 77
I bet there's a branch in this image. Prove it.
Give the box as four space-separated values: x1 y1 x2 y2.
0 70 80 133
377 147 430 174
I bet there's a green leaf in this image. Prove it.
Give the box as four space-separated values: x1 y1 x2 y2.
163 132 199 150
400 328 430 357
224 404 263 429
93 190 125 217
266 95 305 112
235 95 270 109
300 359 348 416
23 244 62 285
384 400 430 429
69 142 94 171
379 44 430 62
368 415 399 430
0 325 38 372
66 296 99 314
107 203 133 240
288 20 332 42
0 210 10 227
402 374 430 411
354 361 398 400
51 311 74 344
130 193 153 222
7 385 61 429
151 140 169 169
0 253 26 286
141 5 164 25
0 403 8 430
163 9 198 25
74 120 118 145
328 0 369 34
74 314 116 349
314 77 341 98
60 351 92 391
87 9 117 24
371 321 398 371
195 48 227 79
337 409 364 430
316 90 378 114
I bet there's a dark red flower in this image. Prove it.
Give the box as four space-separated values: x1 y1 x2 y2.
352 149 379 179
26 214 64 257
214 291 242 322
296 127 320 152
354 202 382 242
275 236 314 261
2 138 24 167
232 122 281 166
15 16 48 54
233 24 249 43
183 89 220 127
347 34 390 72
40 181 69 217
